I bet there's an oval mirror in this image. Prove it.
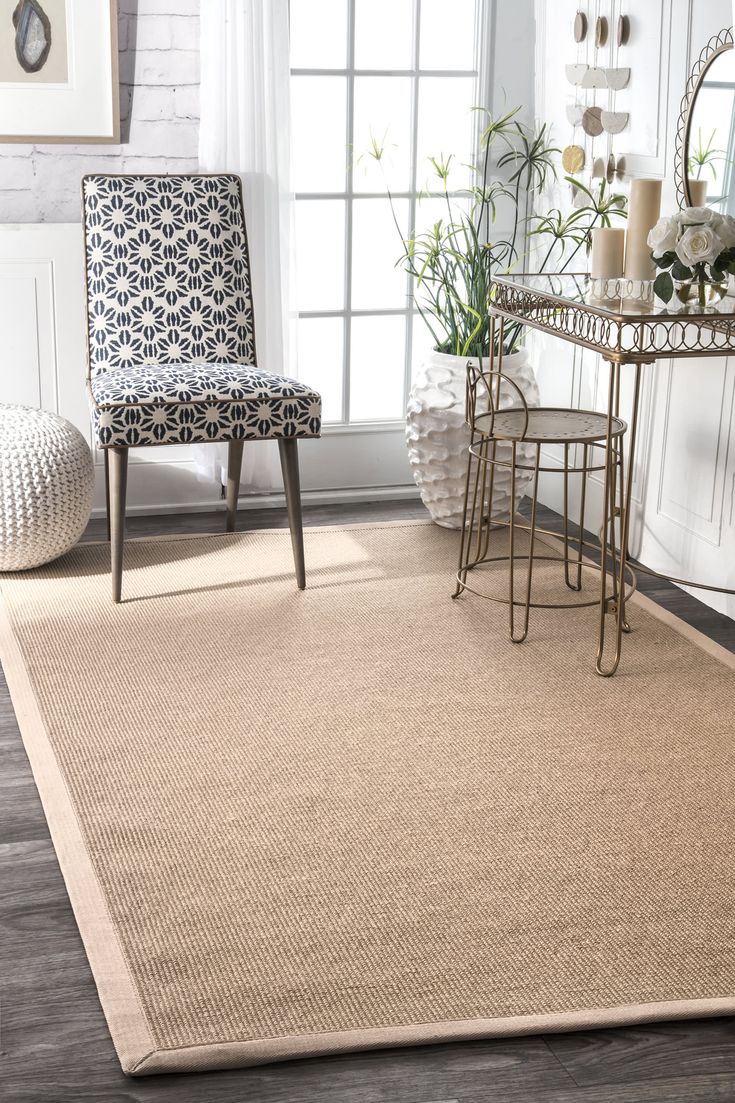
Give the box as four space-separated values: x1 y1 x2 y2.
676 28 735 211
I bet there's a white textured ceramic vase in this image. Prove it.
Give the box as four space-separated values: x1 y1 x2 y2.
406 348 540 529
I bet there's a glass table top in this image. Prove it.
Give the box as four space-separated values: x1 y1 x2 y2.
492 272 735 322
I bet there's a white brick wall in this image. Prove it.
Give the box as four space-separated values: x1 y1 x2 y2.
0 0 200 223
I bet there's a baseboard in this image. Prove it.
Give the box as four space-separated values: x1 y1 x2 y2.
91 484 421 519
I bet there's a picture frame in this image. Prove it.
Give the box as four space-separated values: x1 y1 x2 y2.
0 0 119 143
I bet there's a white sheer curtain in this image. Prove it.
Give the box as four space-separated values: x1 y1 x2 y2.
194 0 295 493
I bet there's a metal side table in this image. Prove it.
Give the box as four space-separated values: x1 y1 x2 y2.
490 272 735 676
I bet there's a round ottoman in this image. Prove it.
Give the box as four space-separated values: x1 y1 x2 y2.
0 404 94 571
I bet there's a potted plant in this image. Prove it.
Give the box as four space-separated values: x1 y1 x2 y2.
370 108 628 527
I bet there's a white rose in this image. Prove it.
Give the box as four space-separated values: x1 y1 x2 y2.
715 214 735 250
647 216 679 258
675 223 723 267
680 205 716 225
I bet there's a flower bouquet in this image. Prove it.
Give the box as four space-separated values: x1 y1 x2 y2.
648 207 735 307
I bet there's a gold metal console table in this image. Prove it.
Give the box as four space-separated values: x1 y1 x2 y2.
490 272 735 676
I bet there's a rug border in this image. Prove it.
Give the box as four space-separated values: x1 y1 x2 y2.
1 522 733 1078
0 595 157 1075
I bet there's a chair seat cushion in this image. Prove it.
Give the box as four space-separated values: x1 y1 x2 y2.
89 363 322 447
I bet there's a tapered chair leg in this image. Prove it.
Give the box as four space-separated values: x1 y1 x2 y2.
108 446 128 604
278 438 306 590
104 449 111 542
226 439 244 533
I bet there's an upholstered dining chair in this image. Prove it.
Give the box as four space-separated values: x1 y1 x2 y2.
81 174 321 602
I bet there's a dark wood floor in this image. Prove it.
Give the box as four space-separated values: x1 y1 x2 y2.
2 500 734 1103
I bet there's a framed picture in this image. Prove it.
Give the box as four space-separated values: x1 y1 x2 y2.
0 0 119 142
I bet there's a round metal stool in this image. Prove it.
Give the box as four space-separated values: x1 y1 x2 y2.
452 356 633 645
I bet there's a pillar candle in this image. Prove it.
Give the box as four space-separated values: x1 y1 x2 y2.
624 178 663 281
590 227 625 278
688 178 708 207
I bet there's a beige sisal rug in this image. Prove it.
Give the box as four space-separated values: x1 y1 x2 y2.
1 522 734 1077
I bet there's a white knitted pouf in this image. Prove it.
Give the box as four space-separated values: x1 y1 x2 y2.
0 405 94 571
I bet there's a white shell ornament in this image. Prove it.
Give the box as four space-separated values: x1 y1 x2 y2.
592 156 606 179
566 63 589 86
606 67 631 90
595 16 609 48
566 104 585 127
601 110 629 134
581 67 607 89
574 11 587 42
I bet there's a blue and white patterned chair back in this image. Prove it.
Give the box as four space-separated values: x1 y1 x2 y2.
81 174 256 378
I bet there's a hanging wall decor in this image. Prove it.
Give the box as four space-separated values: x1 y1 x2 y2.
566 103 585 126
605 154 626 184
565 63 589 85
582 106 604 136
580 66 607 88
0 0 119 142
617 14 630 46
605 66 631 90
601 110 629 134
592 156 606 179
595 16 609 48
562 144 586 173
574 11 587 42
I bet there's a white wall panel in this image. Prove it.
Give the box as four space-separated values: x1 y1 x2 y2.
0 273 43 409
534 0 735 617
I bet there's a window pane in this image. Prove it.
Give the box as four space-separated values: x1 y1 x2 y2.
354 0 414 70
295 200 345 311
350 315 406 420
353 76 412 193
416 77 477 192
411 311 437 379
297 317 344 422
290 0 348 68
412 193 470 239
292 76 347 192
420 0 477 70
352 198 410 310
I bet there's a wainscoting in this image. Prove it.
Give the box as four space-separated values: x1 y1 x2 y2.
0 223 415 519
533 0 735 617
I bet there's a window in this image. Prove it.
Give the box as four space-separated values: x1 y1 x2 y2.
290 0 485 425
694 80 735 213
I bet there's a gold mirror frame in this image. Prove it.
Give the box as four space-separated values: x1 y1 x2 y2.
674 26 734 209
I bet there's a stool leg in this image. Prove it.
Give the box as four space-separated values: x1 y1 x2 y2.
510 443 540 644
479 437 498 561
454 433 486 596
563 442 580 590
453 439 476 597
573 443 589 591
108 446 128 604
508 441 518 639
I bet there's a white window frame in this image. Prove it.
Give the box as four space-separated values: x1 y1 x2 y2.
290 0 494 433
